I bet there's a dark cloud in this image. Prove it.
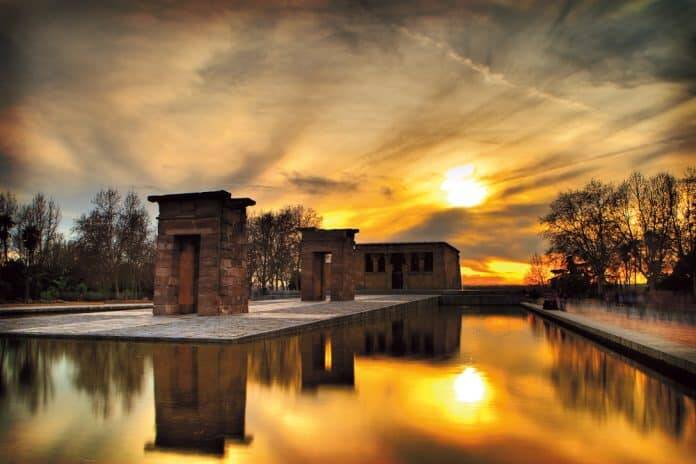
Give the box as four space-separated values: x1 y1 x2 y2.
0 149 24 190
285 172 358 195
0 4 22 108
357 88 548 169
545 0 696 92
496 165 597 198
392 203 548 262
393 208 468 242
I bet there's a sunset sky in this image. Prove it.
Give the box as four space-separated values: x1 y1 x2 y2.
1 0 694 284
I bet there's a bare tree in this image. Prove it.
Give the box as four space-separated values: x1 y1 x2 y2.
0 192 18 264
13 193 61 266
247 205 321 294
625 172 679 289
614 183 641 286
541 180 622 295
12 193 61 301
286 205 321 290
118 191 152 298
524 252 550 287
674 168 696 259
74 189 123 297
672 168 696 294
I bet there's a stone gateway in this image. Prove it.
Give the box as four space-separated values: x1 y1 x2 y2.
148 191 255 316
299 228 359 301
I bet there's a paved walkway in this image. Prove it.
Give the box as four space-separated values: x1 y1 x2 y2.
0 295 437 343
521 302 696 379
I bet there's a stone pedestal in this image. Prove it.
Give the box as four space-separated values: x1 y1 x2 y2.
148 191 255 316
299 228 358 301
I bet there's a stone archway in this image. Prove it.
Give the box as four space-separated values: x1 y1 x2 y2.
299 228 359 301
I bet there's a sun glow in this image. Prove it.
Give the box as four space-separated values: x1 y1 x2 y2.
454 366 487 404
441 165 488 208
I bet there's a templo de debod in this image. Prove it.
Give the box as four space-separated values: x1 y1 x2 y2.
147 191 462 315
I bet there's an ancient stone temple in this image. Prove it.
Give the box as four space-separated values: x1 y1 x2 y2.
299 228 359 301
354 242 462 291
148 191 255 316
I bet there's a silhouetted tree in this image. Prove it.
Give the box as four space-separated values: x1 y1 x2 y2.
541 167 696 296
0 192 17 264
11 193 61 301
541 179 622 295
247 205 321 293
20 225 40 301
624 172 679 290
524 252 550 287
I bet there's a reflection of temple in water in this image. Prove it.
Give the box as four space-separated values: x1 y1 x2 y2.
529 315 696 443
145 344 250 456
268 305 462 392
0 306 462 458
144 306 462 456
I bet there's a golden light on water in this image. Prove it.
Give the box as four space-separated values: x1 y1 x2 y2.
453 366 487 404
441 165 488 208
324 337 332 371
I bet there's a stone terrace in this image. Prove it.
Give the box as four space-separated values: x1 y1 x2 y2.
0 295 437 343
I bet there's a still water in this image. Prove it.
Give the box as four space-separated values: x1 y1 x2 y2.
1 306 694 463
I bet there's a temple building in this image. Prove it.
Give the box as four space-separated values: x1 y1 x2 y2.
354 242 461 291
299 227 359 301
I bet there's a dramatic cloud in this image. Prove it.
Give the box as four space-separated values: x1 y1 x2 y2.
285 172 359 195
1 0 694 283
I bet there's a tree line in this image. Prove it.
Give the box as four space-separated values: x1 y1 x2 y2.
0 189 154 301
0 188 320 302
532 167 696 296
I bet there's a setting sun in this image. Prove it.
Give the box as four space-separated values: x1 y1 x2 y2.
442 165 488 208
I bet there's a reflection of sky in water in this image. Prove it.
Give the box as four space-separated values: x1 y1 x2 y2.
0 308 694 463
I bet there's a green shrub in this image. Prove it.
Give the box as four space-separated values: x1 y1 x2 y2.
84 291 108 301
40 287 60 301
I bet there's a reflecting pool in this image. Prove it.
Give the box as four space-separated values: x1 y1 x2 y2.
1 306 694 463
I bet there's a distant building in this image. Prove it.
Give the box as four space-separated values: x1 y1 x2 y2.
354 242 461 291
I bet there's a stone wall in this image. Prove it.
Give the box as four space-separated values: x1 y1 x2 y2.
354 242 461 291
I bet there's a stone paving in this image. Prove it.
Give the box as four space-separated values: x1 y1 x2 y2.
521 302 696 378
0 295 437 343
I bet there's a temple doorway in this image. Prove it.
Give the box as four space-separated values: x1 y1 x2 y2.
176 235 200 314
391 253 405 290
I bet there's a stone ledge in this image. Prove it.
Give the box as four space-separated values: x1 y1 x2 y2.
0 295 439 344
521 302 696 383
